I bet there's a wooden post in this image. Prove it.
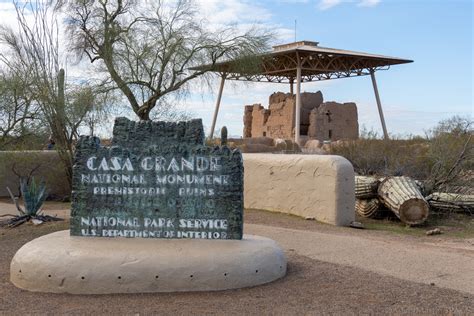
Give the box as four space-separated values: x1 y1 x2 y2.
370 70 389 140
295 59 302 145
209 74 226 139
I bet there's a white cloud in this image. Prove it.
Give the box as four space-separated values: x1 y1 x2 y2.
276 0 310 3
317 0 381 10
357 0 381 7
0 2 16 11
318 0 343 10
196 0 272 25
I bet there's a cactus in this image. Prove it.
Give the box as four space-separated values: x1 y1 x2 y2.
1 178 62 227
20 177 47 216
221 126 228 146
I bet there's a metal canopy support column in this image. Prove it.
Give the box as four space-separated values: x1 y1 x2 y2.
295 57 302 145
209 74 226 139
370 69 389 140
289 78 294 95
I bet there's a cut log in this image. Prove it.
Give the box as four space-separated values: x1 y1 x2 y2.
355 198 381 218
426 192 474 212
355 176 379 199
378 176 429 225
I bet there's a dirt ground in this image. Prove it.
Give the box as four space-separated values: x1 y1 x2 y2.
1 209 473 315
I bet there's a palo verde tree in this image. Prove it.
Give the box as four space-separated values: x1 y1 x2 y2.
65 0 272 120
0 68 44 149
0 1 109 190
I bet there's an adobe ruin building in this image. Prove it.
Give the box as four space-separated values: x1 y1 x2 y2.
243 91 359 142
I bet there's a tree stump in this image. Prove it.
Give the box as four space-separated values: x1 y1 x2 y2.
355 176 379 199
355 198 381 218
378 176 429 225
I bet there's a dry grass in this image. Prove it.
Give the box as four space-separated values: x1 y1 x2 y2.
331 116 473 195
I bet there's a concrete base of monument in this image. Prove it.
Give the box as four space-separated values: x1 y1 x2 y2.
10 230 287 294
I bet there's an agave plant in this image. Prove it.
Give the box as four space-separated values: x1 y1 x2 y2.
20 177 47 216
0 177 62 227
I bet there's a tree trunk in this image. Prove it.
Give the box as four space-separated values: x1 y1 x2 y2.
137 107 151 120
378 176 429 225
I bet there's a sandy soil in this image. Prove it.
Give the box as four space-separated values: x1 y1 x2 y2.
1 210 473 315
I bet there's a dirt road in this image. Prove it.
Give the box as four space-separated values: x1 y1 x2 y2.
0 204 473 314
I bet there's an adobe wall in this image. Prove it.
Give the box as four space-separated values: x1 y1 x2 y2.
243 92 323 139
249 104 270 137
308 102 359 141
264 92 295 139
243 153 355 226
0 151 70 198
243 105 254 138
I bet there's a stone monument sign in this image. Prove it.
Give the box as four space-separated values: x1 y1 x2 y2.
70 117 243 239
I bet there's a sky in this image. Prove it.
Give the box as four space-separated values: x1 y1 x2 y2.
0 0 472 138
190 0 473 138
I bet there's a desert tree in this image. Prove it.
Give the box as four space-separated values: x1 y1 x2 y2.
0 68 44 148
65 0 272 120
0 1 109 190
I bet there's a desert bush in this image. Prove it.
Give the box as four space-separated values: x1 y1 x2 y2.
424 116 473 194
331 116 473 194
330 136 430 178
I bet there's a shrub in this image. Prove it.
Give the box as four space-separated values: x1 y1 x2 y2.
331 116 473 195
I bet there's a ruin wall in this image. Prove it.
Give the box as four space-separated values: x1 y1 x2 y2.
308 102 359 141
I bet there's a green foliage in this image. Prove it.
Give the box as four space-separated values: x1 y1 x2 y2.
20 177 47 216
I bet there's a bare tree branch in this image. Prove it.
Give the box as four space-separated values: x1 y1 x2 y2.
66 0 272 120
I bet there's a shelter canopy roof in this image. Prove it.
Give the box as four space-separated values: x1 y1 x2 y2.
192 41 413 83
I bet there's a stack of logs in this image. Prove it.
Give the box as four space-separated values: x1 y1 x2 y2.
355 176 474 225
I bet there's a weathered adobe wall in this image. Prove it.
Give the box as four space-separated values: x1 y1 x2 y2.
243 92 324 139
0 151 70 198
264 92 295 139
249 104 270 138
243 153 355 226
243 105 254 138
300 91 324 135
308 102 359 141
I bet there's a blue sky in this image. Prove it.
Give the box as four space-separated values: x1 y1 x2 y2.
191 0 473 137
0 0 472 138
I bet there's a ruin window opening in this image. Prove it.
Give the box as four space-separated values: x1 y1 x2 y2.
325 110 332 123
328 130 332 139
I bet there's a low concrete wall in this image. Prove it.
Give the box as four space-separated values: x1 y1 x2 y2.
0 151 69 198
243 154 355 226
